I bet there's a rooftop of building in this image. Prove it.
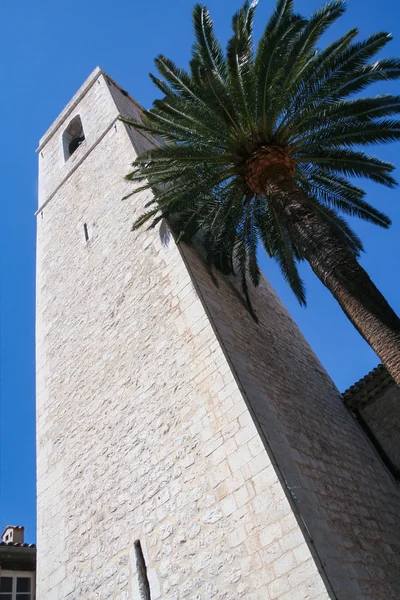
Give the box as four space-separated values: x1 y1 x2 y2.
342 364 395 410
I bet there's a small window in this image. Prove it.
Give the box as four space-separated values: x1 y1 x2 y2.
63 115 85 161
0 573 33 600
0 575 12 594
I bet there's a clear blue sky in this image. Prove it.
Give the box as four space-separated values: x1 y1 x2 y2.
0 0 399 544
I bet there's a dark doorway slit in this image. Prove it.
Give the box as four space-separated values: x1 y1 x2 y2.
134 539 151 600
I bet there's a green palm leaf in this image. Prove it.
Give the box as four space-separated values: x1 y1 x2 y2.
226 1 258 130
192 4 227 82
122 0 400 326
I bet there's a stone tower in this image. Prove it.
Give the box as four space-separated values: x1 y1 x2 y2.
36 68 399 600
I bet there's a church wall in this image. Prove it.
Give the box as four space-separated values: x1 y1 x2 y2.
36 71 330 600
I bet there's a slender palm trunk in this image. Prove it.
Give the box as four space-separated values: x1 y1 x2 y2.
268 170 400 385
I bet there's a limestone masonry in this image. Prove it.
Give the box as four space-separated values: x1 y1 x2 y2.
36 68 400 599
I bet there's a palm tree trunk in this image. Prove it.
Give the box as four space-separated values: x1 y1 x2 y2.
269 171 400 385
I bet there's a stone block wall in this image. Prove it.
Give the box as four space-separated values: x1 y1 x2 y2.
36 68 399 600
179 242 400 600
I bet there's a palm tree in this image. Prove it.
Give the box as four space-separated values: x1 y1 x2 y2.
121 0 400 384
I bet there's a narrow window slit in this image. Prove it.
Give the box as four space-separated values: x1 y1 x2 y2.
83 223 89 242
134 539 151 600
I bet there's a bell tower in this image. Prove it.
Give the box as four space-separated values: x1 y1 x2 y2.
36 68 400 599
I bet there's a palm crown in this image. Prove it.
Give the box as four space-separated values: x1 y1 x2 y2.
123 0 400 305
122 0 400 384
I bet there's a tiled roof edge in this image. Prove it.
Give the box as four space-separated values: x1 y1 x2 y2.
342 364 394 409
0 542 36 548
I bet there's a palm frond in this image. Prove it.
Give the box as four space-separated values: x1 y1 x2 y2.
333 58 400 100
256 198 307 304
276 28 359 138
192 4 227 81
283 32 395 134
302 195 364 256
295 118 400 149
255 3 306 132
124 0 400 307
155 55 204 103
296 148 397 187
273 0 346 124
226 1 258 130
298 169 391 227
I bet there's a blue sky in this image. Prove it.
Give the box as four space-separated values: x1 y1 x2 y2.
1 0 399 543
